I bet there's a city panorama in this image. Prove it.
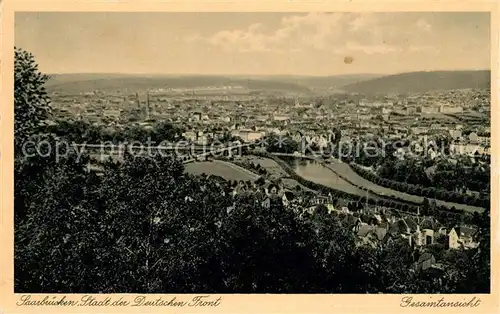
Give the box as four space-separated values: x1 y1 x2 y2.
14 12 491 293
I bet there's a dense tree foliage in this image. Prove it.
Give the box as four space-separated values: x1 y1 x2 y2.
42 120 183 144
377 157 490 194
14 47 52 151
351 163 490 208
264 134 299 154
331 136 490 197
15 151 491 293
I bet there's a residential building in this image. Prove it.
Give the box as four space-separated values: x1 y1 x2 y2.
273 115 290 121
439 106 463 114
448 226 479 249
450 143 479 156
233 130 264 142
449 129 462 140
418 106 439 114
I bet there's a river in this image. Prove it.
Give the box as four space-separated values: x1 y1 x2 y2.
279 156 485 213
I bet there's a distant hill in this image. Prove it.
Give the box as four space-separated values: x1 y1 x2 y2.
341 70 490 95
250 74 383 89
247 74 382 93
45 74 313 94
45 73 139 86
271 74 382 89
45 71 490 95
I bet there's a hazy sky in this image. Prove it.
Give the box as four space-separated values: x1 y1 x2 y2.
15 12 490 76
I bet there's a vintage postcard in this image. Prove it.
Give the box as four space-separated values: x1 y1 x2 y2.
0 0 499 313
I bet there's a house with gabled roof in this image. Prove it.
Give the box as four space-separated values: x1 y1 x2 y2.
335 198 349 209
417 216 441 246
448 225 479 249
355 223 389 248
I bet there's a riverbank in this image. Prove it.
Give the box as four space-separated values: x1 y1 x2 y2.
349 162 488 208
251 151 421 212
324 161 485 214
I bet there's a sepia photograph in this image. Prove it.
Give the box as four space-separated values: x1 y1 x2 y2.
8 9 493 298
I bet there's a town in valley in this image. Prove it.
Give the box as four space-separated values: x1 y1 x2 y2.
14 12 491 294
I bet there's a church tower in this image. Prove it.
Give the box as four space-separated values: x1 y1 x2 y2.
145 91 151 120
135 92 140 109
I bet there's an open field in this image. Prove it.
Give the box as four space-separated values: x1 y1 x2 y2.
325 160 485 213
243 155 378 198
185 160 258 181
292 160 378 199
240 155 289 178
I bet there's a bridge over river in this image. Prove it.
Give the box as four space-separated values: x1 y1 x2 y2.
74 142 252 164
77 143 484 213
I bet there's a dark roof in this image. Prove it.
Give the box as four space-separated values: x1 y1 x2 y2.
335 198 349 207
417 252 436 264
360 214 373 224
390 220 408 234
420 217 438 231
357 225 387 241
357 225 374 237
403 217 418 233
343 215 358 228
456 226 478 238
